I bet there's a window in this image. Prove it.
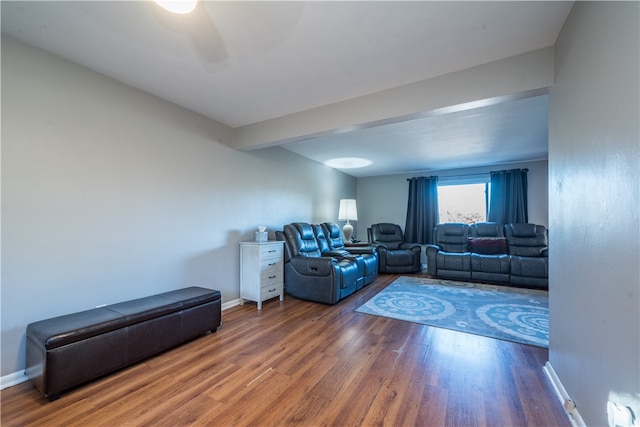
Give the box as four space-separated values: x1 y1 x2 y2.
438 180 489 224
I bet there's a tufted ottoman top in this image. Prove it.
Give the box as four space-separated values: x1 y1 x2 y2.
27 286 221 350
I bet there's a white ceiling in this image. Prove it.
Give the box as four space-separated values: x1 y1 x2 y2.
1 1 573 177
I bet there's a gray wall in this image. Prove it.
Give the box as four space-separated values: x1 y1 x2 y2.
356 159 549 241
549 2 640 425
236 48 554 150
1 37 356 376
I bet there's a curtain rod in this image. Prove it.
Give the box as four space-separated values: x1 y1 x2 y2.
407 168 529 181
490 168 529 174
407 172 487 181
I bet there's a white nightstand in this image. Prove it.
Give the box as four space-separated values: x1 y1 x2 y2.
239 241 284 310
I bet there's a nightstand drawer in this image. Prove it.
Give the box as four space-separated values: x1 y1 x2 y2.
260 268 282 283
261 283 283 300
260 244 283 260
261 258 282 271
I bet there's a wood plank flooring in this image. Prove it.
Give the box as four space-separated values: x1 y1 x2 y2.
1 273 570 426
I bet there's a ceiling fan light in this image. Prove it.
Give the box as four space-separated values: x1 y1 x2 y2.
154 0 198 14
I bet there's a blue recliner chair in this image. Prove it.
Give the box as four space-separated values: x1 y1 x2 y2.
277 222 360 304
321 222 378 286
504 223 548 288
313 224 365 291
369 223 421 273
426 223 472 279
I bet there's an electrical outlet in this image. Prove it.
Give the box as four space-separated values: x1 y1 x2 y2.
607 401 635 427
564 398 576 413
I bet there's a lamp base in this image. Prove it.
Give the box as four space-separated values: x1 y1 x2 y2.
342 222 354 242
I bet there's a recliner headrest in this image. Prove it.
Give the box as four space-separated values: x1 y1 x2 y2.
510 223 545 237
294 222 315 240
470 222 503 237
323 222 341 238
378 223 399 234
441 223 469 236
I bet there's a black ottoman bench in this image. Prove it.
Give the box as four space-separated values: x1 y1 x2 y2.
26 286 221 401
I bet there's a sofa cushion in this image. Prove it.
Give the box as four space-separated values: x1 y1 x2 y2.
436 252 471 271
387 249 416 266
470 253 510 273
468 237 508 255
510 255 548 278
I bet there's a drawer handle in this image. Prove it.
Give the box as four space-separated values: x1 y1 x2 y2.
268 262 276 266
268 275 276 279
268 288 277 293
268 250 276 253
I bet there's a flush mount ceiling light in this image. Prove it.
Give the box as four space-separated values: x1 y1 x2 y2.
324 157 372 169
154 0 198 14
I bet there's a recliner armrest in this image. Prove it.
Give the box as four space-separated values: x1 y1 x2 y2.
345 246 376 255
324 250 351 258
400 243 422 251
289 256 338 276
425 244 442 253
425 244 441 276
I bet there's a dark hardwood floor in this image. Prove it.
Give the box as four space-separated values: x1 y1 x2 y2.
1 273 570 426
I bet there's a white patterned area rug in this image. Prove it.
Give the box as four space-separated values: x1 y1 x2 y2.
356 276 548 348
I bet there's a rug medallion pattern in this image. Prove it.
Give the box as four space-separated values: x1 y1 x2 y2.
356 276 548 347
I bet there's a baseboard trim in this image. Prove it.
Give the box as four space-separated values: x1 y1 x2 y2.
543 361 587 427
0 371 29 390
1 297 243 391
222 298 241 311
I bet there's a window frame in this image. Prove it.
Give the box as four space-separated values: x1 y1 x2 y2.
437 174 490 224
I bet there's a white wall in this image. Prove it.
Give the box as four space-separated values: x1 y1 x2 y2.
356 160 549 241
549 2 640 425
1 37 356 376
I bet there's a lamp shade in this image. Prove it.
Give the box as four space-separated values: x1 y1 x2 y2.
338 199 358 221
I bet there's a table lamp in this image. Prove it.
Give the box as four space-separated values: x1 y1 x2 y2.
338 199 358 242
